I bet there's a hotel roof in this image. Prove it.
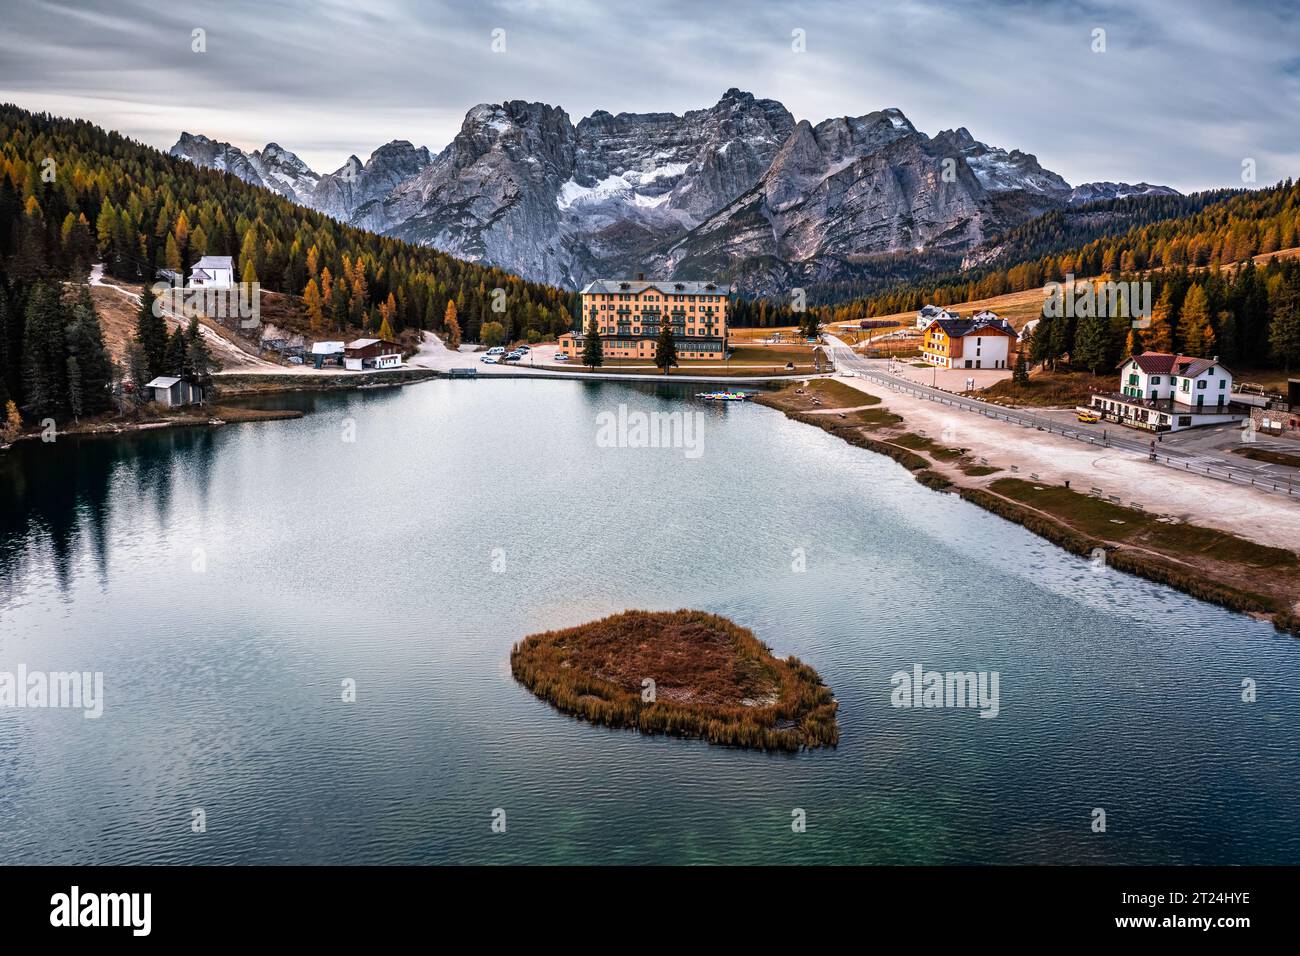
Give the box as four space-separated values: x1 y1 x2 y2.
580 279 729 295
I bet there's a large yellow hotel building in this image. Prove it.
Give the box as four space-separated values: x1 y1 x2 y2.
558 278 730 361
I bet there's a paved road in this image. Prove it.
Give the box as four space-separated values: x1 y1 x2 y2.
826 337 1299 499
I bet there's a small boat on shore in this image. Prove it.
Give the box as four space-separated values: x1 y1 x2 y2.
696 391 749 402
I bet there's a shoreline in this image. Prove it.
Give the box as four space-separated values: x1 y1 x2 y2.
754 378 1300 636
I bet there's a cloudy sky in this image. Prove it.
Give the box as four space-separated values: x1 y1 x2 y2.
1 0 1297 191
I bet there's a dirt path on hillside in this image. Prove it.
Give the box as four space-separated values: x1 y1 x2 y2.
88 265 280 372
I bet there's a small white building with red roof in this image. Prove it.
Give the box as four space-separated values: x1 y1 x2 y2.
1088 351 1247 432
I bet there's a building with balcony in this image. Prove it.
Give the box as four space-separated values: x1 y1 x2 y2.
558 279 730 362
1086 352 1249 432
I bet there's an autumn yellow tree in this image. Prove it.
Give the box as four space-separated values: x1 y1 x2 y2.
2 400 22 444
348 257 368 323
189 223 208 259
444 299 461 349
303 278 325 333
165 232 181 271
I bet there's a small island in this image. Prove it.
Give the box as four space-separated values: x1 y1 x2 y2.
510 610 839 752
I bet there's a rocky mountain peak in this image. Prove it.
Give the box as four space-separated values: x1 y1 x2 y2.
170 90 1174 295
169 132 267 190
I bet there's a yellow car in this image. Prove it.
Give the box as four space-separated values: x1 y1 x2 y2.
1076 410 1101 424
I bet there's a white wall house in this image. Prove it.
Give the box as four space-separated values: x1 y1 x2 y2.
916 304 959 329
189 255 234 290
920 315 1017 369
1089 352 1246 432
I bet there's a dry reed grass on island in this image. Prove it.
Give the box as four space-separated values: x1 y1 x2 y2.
510 609 839 752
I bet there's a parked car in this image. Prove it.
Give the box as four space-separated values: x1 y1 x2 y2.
505 351 526 362
485 346 505 356
553 352 570 361
480 355 499 364
515 344 531 352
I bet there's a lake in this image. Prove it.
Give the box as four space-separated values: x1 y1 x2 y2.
1 378 1296 864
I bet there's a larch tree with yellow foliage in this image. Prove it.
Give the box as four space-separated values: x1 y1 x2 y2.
303 279 325 333
444 300 461 349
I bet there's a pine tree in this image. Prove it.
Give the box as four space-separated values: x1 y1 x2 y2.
20 282 68 419
1267 272 1300 372
185 315 214 386
164 326 188 377
0 290 18 406
124 341 150 407
655 323 677 375
135 283 169 382
582 316 603 369
1074 314 1110 374
66 285 112 416
1012 349 1029 385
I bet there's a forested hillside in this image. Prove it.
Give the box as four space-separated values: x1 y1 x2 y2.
815 178 1300 374
0 104 581 424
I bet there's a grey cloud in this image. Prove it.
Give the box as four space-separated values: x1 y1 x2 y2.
0 0 1296 190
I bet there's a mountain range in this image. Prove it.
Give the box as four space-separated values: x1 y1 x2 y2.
171 90 1177 294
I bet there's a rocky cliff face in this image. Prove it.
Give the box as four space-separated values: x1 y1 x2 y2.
1066 181 1181 205
316 140 433 225
170 133 267 189
248 143 320 202
647 111 996 296
376 102 580 284
930 127 1071 195
170 91 1177 294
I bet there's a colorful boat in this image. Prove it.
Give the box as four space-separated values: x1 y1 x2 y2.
696 391 749 402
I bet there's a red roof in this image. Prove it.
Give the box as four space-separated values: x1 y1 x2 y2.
1123 351 1230 378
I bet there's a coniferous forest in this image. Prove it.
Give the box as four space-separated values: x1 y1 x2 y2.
810 178 1300 374
0 104 581 428
4 101 1300 435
